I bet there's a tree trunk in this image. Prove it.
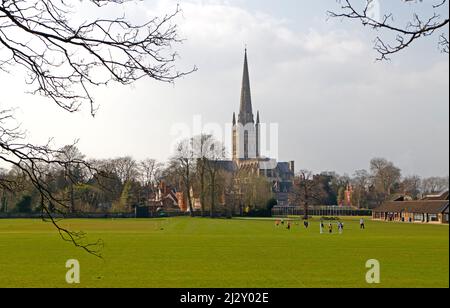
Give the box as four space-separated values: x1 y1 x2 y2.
187 192 194 217
186 184 194 217
210 175 215 218
200 162 206 217
185 166 194 217
303 186 309 220
303 202 308 220
70 183 75 213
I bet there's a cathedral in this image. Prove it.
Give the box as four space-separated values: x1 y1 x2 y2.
232 49 260 161
227 50 296 205
151 50 296 214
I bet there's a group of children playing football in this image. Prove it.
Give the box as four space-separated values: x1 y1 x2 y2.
275 218 366 234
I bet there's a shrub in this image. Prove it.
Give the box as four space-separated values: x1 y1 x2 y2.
266 198 278 211
246 208 272 218
16 195 33 213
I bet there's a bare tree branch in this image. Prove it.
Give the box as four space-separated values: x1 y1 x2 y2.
0 0 196 115
328 0 449 60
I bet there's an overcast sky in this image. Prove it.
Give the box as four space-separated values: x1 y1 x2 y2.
1 0 449 177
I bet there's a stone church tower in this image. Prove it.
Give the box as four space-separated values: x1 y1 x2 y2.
232 49 260 161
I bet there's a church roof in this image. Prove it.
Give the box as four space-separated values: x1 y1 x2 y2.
277 162 293 175
259 159 278 170
213 160 238 173
238 49 254 125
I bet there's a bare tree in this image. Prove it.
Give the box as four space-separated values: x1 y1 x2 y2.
401 175 422 199
138 158 162 204
170 136 226 217
351 169 371 208
328 0 449 60
0 0 194 255
56 145 86 213
192 134 215 217
203 139 226 218
171 138 195 216
370 158 401 198
138 159 162 187
289 171 327 219
111 157 138 185
421 176 449 194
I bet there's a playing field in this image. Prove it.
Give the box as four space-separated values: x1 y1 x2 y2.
0 217 448 288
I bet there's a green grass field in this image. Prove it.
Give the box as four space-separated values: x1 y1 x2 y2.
0 217 448 288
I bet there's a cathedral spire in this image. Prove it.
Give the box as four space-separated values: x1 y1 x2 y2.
238 49 254 124
232 112 236 125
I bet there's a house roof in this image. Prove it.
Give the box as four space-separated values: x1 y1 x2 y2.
423 190 449 201
374 200 449 214
390 194 413 202
215 159 294 177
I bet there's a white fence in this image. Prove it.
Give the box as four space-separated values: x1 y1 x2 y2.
272 206 372 217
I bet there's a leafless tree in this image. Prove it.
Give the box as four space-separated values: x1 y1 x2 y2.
351 169 372 208
328 0 449 60
370 158 401 197
203 139 226 218
289 170 327 219
401 175 422 199
0 0 194 256
138 158 162 202
192 134 215 217
56 145 86 213
111 156 138 184
171 138 195 216
421 176 449 194
138 159 162 188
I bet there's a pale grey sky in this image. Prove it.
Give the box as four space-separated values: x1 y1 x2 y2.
0 0 449 177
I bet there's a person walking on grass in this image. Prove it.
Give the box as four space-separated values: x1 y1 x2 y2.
328 223 333 234
320 221 324 234
304 220 309 229
287 221 291 231
360 218 365 230
338 222 343 234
